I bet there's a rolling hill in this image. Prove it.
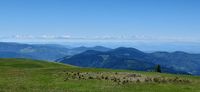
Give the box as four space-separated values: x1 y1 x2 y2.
0 42 70 61
58 47 190 75
68 46 111 55
1 42 200 75
0 58 200 92
0 42 111 61
151 51 200 75
59 47 200 75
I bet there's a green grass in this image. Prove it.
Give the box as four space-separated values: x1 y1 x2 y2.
0 58 200 92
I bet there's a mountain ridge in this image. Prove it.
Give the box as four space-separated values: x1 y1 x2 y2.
0 42 111 61
58 47 191 75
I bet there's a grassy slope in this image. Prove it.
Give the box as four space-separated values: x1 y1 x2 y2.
0 58 200 92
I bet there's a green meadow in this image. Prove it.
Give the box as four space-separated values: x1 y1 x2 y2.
0 58 200 92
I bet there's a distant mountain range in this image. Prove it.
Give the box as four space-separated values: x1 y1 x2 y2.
0 42 111 61
150 51 200 75
1 42 200 75
67 46 111 55
0 42 68 61
58 47 200 75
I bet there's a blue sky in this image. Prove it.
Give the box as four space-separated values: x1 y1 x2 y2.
0 0 200 45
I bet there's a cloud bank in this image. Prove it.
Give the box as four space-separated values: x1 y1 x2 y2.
0 35 200 43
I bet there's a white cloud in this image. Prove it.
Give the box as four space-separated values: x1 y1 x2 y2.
2 34 200 43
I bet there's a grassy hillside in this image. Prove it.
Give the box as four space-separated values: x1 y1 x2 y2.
0 58 200 92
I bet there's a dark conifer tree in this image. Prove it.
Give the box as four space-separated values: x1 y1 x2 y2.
156 64 161 73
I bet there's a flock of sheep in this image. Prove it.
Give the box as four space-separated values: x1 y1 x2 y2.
60 71 191 84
